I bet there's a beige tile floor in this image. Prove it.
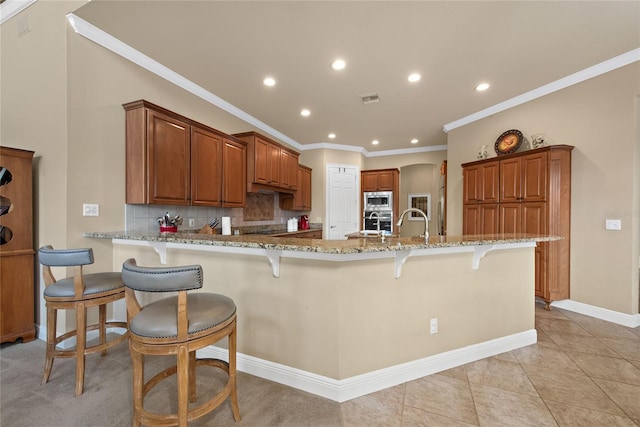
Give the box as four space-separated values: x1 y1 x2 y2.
1 301 639 426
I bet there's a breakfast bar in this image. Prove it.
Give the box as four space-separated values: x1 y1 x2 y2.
86 231 556 402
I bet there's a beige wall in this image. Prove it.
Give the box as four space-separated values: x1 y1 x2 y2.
1 1 85 327
113 243 535 379
447 63 640 315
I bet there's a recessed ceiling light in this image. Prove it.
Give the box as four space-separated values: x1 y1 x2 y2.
328 133 336 139
263 77 276 87
371 140 379 145
300 109 311 117
475 82 490 91
331 59 346 70
408 73 421 83
411 138 419 144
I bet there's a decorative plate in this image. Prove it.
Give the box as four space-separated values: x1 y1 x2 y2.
494 129 523 155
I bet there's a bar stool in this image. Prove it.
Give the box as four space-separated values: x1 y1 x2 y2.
121 258 240 427
38 245 129 396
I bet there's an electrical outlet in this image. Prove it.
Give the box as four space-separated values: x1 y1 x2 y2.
188 218 195 227
82 204 99 217
430 318 438 334
605 219 621 230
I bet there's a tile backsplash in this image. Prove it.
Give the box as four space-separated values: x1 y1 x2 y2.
125 192 301 233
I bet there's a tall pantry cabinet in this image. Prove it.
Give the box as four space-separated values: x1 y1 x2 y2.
462 145 573 307
0 146 36 343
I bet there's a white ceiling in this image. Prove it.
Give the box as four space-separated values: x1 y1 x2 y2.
71 1 640 153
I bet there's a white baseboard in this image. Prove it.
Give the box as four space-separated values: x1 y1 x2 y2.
198 329 536 402
551 299 640 328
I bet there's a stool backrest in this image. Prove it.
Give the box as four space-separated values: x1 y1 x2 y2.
121 259 203 292
38 246 94 267
121 258 204 342
38 245 94 296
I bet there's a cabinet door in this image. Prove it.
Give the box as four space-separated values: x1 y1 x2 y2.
481 162 499 203
463 205 480 235
222 138 246 208
500 158 522 203
147 109 190 205
294 166 312 210
522 152 548 201
280 150 298 190
500 203 521 234
463 161 498 203
522 202 547 235
361 172 378 192
463 204 498 234
480 204 499 234
377 170 395 191
254 137 270 184
268 143 281 186
190 126 222 206
463 165 482 203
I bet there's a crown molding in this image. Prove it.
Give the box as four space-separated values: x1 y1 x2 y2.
0 0 37 25
66 13 304 152
443 48 640 133
66 13 635 156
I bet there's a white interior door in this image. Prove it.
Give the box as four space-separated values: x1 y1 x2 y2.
326 164 359 240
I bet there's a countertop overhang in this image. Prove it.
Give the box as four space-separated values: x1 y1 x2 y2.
86 230 559 278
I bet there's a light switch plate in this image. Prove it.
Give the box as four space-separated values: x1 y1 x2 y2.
605 219 621 230
83 204 99 217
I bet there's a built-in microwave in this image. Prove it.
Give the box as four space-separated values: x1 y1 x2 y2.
364 191 393 211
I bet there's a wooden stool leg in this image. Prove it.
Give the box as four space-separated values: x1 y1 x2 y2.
42 305 56 385
99 304 107 356
177 345 189 426
130 344 143 427
189 350 197 403
229 326 241 422
75 302 87 397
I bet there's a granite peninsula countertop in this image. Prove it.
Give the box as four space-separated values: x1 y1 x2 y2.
84 230 560 255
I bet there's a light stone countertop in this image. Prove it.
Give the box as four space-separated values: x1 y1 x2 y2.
84 230 560 255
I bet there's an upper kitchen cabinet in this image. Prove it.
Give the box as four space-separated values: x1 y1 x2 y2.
361 169 398 192
280 164 312 211
233 131 300 193
123 100 246 207
221 137 247 208
280 148 299 191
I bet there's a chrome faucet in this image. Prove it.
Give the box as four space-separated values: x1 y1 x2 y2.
397 208 429 243
368 211 381 234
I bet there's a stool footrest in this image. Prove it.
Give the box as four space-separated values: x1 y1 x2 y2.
139 358 234 425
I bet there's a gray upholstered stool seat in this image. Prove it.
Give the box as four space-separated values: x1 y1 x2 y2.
38 245 129 397
43 272 124 298
130 293 235 338
121 259 240 427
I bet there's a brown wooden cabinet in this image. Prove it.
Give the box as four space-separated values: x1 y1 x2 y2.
280 164 312 211
361 169 398 192
0 146 36 344
280 149 299 191
462 145 573 307
221 137 247 208
500 151 547 203
233 131 300 193
463 160 499 205
463 203 499 235
361 168 400 233
124 100 246 207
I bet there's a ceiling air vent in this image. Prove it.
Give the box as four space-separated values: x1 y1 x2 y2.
359 92 380 105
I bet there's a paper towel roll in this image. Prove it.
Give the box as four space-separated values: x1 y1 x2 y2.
221 216 231 235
